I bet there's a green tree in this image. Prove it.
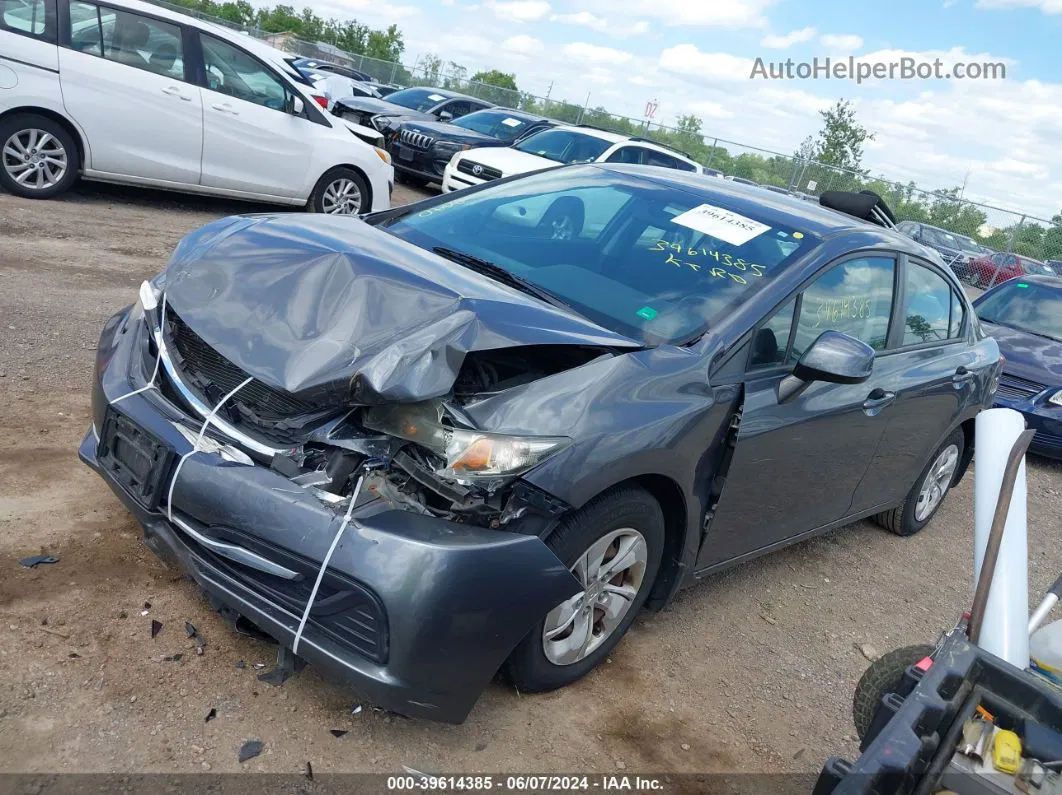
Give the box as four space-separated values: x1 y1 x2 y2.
365 24 403 61
811 99 875 173
418 53 443 86
470 70 518 91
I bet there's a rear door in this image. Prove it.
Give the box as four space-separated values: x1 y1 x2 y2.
195 31 314 198
850 256 979 511
698 253 902 568
58 0 202 183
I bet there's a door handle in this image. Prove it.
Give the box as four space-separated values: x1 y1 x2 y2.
212 103 239 115
953 366 975 386
162 86 192 101
863 388 896 415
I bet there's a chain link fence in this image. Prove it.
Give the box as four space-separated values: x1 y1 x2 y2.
151 0 1061 280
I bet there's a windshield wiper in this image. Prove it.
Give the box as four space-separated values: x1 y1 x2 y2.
431 246 576 312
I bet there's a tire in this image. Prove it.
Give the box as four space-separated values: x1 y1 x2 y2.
308 166 369 215
853 644 934 741
0 113 79 199
504 486 665 692
538 196 585 241
873 428 964 537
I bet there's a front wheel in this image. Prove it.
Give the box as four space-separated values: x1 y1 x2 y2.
308 166 369 215
0 113 79 199
873 428 964 536
504 486 665 692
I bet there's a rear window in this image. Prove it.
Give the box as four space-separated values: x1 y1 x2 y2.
379 166 815 345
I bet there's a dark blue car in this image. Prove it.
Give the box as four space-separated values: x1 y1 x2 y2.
973 275 1062 458
80 166 1000 723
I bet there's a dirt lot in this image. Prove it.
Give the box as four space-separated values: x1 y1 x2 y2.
1 181 1060 777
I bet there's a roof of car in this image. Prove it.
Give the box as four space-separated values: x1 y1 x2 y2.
403 86 481 102
551 126 699 165
595 164 928 242
468 108 550 122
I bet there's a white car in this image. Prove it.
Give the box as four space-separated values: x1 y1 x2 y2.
441 125 702 192
0 0 393 213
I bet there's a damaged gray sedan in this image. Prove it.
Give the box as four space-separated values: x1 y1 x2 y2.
81 165 999 722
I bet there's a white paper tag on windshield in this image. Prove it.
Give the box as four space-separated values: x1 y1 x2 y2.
428 93 445 101
670 204 771 246
501 117 522 127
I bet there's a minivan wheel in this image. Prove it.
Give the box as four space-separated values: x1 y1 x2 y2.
873 428 964 537
504 486 664 692
0 114 79 199
309 167 368 215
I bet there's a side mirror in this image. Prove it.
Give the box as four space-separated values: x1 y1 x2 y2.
290 95 305 115
437 110 453 121
778 331 874 402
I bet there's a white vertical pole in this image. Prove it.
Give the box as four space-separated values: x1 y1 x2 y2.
974 408 1030 666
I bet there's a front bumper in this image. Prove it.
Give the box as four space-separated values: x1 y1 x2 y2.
80 307 580 722
441 160 481 192
389 142 450 183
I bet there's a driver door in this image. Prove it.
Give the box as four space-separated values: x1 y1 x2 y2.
196 32 313 198
697 254 901 569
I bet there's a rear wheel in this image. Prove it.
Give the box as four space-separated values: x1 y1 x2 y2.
0 114 79 199
873 429 964 536
308 167 368 215
853 644 934 741
505 487 664 692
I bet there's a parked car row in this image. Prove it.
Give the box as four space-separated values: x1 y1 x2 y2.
0 0 394 213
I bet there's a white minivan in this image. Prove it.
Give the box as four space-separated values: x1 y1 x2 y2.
0 0 393 213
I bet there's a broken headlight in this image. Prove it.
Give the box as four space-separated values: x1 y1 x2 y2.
364 402 570 481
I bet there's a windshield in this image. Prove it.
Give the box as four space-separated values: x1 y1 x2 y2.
514 130 613 164
378 166 815 344
1019 258 1054 276
976 281 1062 341
454 110 537 140
384 87 448 111
955 235 984 253
922 227 960 248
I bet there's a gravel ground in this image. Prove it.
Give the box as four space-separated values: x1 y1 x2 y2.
1 180 1060 776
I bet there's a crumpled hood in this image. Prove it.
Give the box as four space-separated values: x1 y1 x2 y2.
163 214 639 403
337 96 431 119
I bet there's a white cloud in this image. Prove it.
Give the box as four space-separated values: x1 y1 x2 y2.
552 10 607 29
760 27 817 49
503 34 544 55
688 100 734 119
550 11 650 37
975 0 1062 11
484 0 551 22
580 0 776 28
820 33 864 51
658 44 756 81
563 41 634 65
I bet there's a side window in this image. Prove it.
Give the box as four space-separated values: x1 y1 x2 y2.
200 33 287 111
788 256 895 360
749 298 796 370
949 290 966 339
442 100 470 118
643 150 697 172
2 0 55 40
902 262 952 345
605 146 643 165
67 3 183 78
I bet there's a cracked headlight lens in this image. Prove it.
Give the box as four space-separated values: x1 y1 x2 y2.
364 402 570 480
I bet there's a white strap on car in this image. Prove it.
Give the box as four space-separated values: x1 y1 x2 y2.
111 284 167 405
166 375 253 523
292 474 364 655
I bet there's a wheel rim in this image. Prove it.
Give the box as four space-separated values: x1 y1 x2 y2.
914 444 959 522
321 177 362 215
541 527 648 666
2 128 68 191
550 214 575 240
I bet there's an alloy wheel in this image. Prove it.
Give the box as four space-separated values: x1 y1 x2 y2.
321 177 363 215
914 443 959 522
541 528 648 665
2 129 68 191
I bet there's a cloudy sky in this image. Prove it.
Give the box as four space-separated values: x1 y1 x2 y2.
326 0 1061 223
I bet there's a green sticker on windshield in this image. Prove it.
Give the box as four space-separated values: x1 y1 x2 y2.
636 306 658 320
1017 283 1029 288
